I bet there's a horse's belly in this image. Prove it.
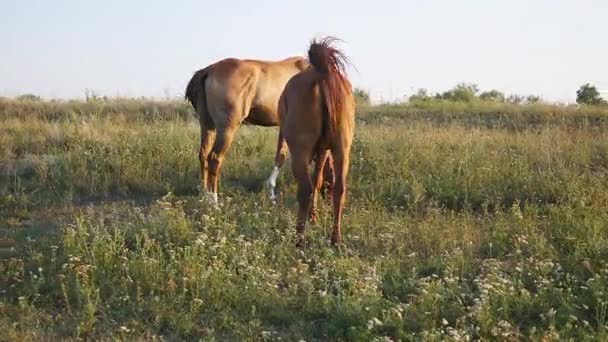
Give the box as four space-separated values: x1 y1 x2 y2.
244 108 278 126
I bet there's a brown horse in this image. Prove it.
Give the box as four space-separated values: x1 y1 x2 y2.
185 56 311 205
275 37 355 246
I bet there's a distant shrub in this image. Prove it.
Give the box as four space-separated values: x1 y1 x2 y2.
506 94 524 104
526 95 542 103
436 83 479 102
408 88 433 102
16 94 41 101
479 90 505 102
577 83 605 105
353 87 371 106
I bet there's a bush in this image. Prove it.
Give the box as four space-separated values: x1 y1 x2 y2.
479 90 505 102
436 83 479 102
354 88 371 106
577 84 605 105
16 94 41 102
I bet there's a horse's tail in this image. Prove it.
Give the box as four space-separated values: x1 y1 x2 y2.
307 37 351 138
185 65 212 114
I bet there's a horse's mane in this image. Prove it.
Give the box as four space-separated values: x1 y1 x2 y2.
307 37 352 135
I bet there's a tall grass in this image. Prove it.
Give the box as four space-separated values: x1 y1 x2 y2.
3 96 608 128
1 97 608 340
359 100 608 130
0 97 192 122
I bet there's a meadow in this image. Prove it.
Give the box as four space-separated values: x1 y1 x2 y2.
1 97 608 340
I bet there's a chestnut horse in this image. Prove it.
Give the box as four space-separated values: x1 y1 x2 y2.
185 56 313 204
275 38 355 246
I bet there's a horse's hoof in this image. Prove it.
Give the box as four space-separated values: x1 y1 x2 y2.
295 236 307 249
269 194 277 205
309 212 317 223
268 191 278 205
330 234 341 246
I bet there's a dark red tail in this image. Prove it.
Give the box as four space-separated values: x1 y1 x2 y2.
307 37 351 136
185 65 211 111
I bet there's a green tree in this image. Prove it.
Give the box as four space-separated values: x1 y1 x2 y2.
353 87 371 106
408 88 432 102
438 83 479 102
479 90 505 102
16 94 41 101
576 83 604 105
526 95 542 103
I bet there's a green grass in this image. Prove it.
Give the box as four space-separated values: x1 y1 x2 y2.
1 97 608 340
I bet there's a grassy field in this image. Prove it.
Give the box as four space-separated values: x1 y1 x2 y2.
1 97 608 340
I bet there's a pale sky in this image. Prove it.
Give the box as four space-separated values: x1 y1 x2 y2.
2 0 607 103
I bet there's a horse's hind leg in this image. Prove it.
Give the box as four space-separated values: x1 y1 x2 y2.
199 121 216 195
330 147 351 245
320 152 335 202
291 152 313 247
266 129 288 202
310 150 330 223
206 125 238 202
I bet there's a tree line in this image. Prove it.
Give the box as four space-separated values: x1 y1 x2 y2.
354 83 607 106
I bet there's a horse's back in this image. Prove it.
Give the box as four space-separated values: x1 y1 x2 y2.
205 57 305 126
207 57 304 89
206 58 258 93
